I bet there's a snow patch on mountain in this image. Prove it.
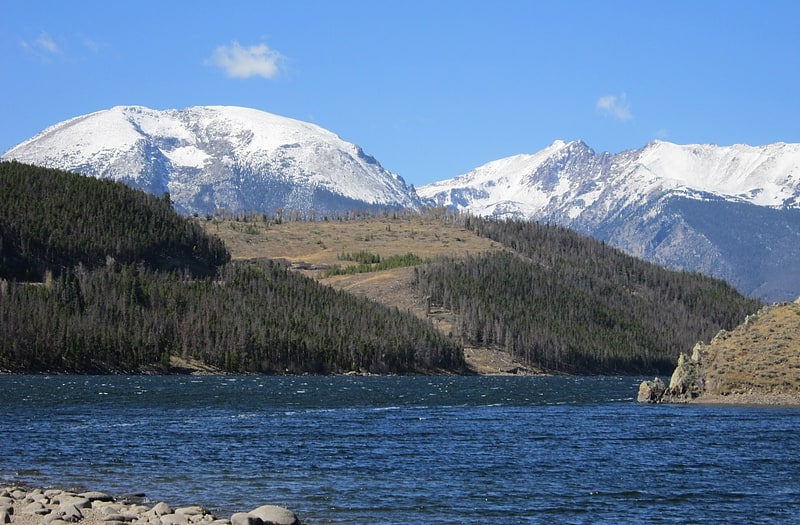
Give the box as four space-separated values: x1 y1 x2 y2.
419 139 800 302
2 105 421 215
419 140 800 217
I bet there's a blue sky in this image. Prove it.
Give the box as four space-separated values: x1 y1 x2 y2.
2 1 798 186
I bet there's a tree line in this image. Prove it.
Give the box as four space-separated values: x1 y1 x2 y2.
0 161 763 375
1 259 464 374
413 216 762 374
0 161 229 281
0 162 463 374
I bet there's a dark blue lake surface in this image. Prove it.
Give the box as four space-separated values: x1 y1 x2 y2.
1 375 798 524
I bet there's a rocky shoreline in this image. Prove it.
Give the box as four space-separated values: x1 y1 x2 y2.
638 298 800 405
0 487 301 525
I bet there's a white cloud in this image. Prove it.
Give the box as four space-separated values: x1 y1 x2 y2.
36 32 60 54
20 32 60 55
19 32 64 63
596 92 632 121
80 34 103 54
208 41 282 79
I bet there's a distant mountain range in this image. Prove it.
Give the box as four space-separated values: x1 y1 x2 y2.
418 140 800 302
2 105 421 217
3 106 799 302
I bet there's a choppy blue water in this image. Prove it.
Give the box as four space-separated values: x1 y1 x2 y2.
0 375 798 524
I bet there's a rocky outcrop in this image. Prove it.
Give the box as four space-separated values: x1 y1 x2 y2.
0 487 300 525
639 298 800 404
638 344 707 403
636 377 666 403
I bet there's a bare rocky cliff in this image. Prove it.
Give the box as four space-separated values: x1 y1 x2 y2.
639 298 800 404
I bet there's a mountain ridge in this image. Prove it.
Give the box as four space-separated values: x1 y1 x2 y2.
418 139 800 302
4 107 799 301
418 139 800 214
2 105 421 217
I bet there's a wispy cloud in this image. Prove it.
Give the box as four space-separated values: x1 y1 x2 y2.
20 32 61 57
208 41 282 79
596 92 632 121
79 34 104 54
19 30 104 65
36 32 60 54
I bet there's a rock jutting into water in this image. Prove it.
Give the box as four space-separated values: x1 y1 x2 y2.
638 297 800 405
0 487 300 525
637 344 705 404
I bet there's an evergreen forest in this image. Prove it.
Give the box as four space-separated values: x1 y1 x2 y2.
0 161 229 280
0 161 763 375
0 162 463 374
413 216 763 374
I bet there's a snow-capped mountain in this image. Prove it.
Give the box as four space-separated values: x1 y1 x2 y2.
419 140 800 302
2 105 422 216
5 106 800 301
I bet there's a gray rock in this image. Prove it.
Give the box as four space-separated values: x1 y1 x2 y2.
230 512 263 525
104 513 137 522
81 491 114 502
22 501 49 515
666 345 706 400
48 520 74 525
637 377 666 403
175 506 206 516
0 509 10 524
249 505 299 525
26 488 46 503
60 496 92 509
97 503 125 515
126 504 152 515
152 502 173 516
160 513 190 525
59 503 85 522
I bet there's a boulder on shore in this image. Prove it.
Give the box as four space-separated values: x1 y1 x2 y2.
0 486 302 525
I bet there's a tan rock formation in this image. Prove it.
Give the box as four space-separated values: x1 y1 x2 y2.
639 298 800 405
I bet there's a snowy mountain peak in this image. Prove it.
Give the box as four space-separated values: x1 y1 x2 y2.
2 105 421 216
419 139 800 214
418 139 800 301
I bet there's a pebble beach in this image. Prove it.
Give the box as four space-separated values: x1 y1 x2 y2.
0 487 300 525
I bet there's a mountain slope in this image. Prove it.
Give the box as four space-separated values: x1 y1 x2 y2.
0 160 229 279
418 140 800 302
2 105 422 217
0 163 462 375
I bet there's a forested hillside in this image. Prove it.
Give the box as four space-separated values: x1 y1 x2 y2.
1 260 463 374
0 161 229 279
413 217 763 374
0 161 764 376
0 162 463 374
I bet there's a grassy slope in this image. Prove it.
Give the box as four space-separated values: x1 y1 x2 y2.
695 299 800 403
202 215 792 380
199 215 540 374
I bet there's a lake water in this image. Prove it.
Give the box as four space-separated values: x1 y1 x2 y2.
0 375 798 524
